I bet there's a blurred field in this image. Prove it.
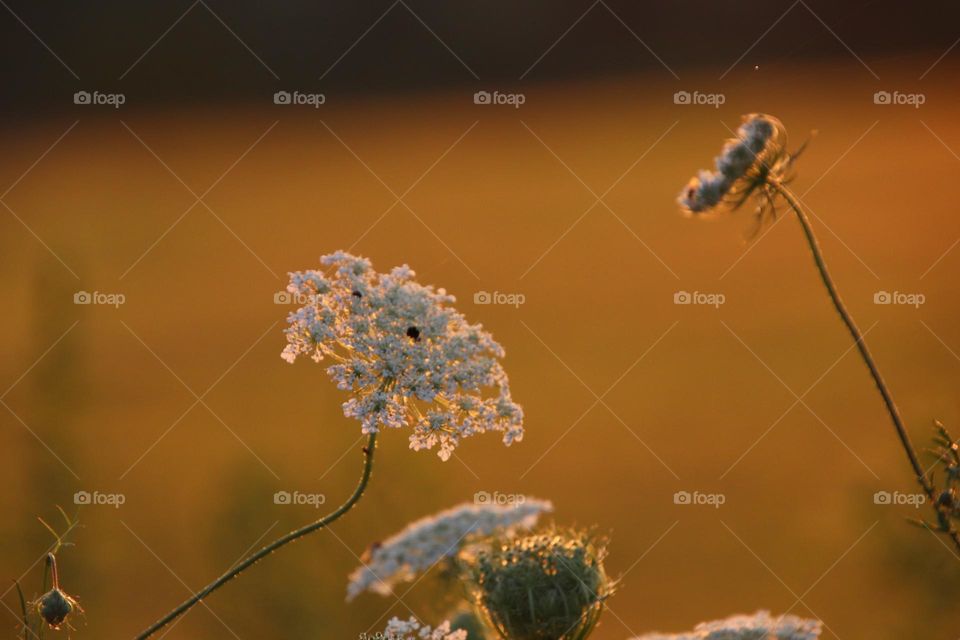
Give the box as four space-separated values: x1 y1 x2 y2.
2 55 960 638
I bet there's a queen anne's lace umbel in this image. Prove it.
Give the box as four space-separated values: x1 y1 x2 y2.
382 617 467 640
346 498 553 600
678 114 788 215
282 251 524 460
634 610 822 640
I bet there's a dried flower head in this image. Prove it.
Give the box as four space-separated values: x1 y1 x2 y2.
465 528 612 640
282 251 524 460
383 616 468 640
347 498 553 601
36 587 78 629
32 552 81 630
679 114 793 219
913 420 960 533
632 610 822 640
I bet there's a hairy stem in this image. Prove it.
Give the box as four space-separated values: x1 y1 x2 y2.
135 432 377 640
774 182 960 554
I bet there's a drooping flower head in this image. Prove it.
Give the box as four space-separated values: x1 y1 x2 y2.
33 554 81 631
36 587 78 629
464 528 612 640
383 616 468 640
632 610 822 640
282 251 524 460
679 114 791 218
347 498 553 600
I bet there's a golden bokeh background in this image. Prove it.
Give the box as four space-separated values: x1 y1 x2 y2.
2 47 960 639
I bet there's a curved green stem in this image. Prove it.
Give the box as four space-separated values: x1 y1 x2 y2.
134 432 377 640
773 182 960 554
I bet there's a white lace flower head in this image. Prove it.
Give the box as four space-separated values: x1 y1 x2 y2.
679 114 789 217
282 251 524 460
346 498 553 601
383 617 467 640
633 610 822 640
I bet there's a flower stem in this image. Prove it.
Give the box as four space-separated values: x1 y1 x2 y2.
134 432 377 640
773 181 960 554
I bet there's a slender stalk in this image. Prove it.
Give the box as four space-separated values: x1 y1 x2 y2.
135 432 377 640
773 181 960 554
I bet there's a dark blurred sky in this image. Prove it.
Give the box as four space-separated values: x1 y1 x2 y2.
0 0 956 114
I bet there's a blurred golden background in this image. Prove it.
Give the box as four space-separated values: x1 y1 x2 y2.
2 3 960 638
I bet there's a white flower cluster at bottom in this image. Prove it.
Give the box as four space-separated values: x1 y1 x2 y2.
633 610 822 640
382 617 466 640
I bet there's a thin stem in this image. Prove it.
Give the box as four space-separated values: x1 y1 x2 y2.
135 432 377 640
773 182 960 554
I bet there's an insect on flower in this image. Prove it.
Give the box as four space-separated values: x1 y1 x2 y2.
282 251 524 460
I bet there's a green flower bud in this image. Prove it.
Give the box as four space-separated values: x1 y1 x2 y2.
465 529 612 640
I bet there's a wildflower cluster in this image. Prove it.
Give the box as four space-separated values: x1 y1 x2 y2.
678 113 789 217
464 528 612 640
382 617 468 640
282 251 524 460
633 610 822 640
347 498 553 600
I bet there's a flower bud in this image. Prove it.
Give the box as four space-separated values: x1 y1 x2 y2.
37 587 76 628
466 529 612 640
